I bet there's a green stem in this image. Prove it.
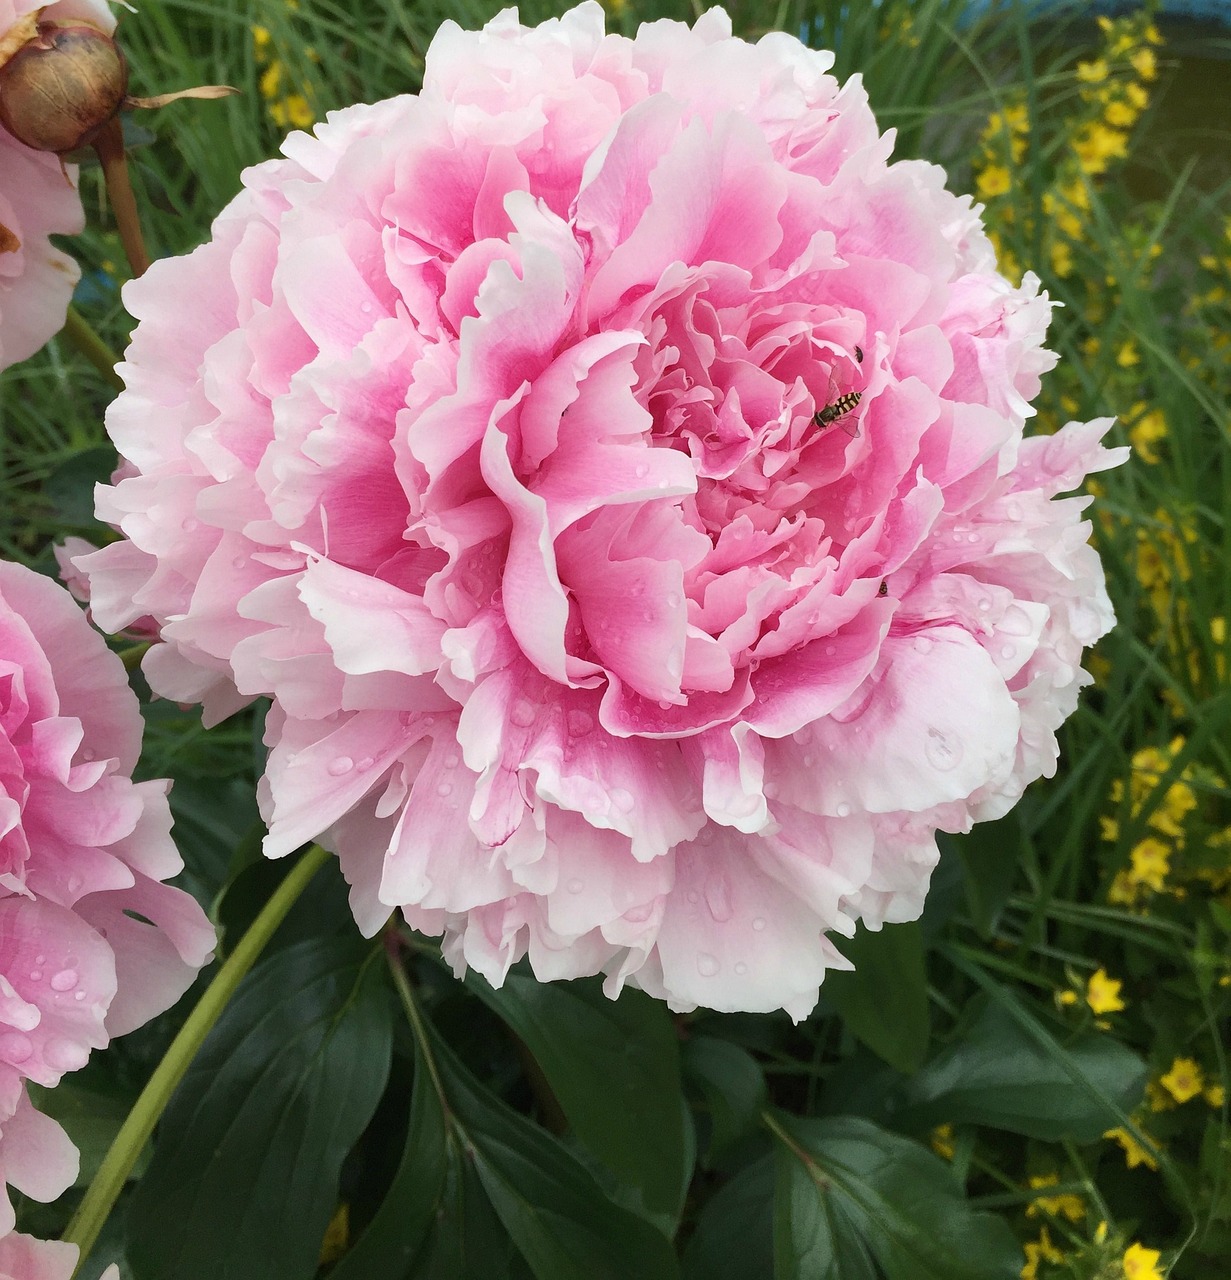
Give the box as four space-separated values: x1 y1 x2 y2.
63 842 331 1273
117 642 150 671
384 931 448 1115
61 307 124 393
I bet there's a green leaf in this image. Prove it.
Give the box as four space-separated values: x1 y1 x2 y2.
822 922 930 1074
681 1154 775 1280
948 818 1022 937
467 971 688 1226
771 1115 1020 1280
899 995 1147 1141
435 1034 681 1280
682 1036 767 1164
127 937 393 1280
328 1057 448 1280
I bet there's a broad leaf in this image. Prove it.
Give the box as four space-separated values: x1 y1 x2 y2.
900 995 1147 1141
682 1036 767 1164
772 1116 1020 1280
468 972 688 1225
127 937 393 1280
436 1035 680 1280
681 1153 775 1280
822 922 930 1074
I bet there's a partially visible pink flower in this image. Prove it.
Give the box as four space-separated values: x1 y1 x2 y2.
0 1228 78 1280
83 4 1124 1018
0 560 215 1237
54 537 158 642
0 1 115 370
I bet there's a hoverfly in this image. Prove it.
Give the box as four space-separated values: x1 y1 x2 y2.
811 344 865 436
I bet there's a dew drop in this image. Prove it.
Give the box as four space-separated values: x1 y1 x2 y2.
29 970 42 983
666 592 682 608
924 727 962 772
1006 501 1023 521
751 916 766 932
967 532 979 544
635 462 650 479
566 878 584 895
328 756 354 776
611 787 635 813
802 753 815 767
696 952 720 978
704 874 733 923
835 801 852 818
445 753 460 769
686 890 700 904
181 517 199 532
0 1033 32 1064
734 962 748 976
232 554 247 570
360 300 373 314
74 991 86 1001
792 727 812 745
510 700 536 727
356 756 375 772
50 969 78 993
1000 644 1016 661
436 782 453 798
977 597 991 613
824 645 836 656
567 709 594 737
44 1038 89 1072
35 955 45 966
914 636 933 655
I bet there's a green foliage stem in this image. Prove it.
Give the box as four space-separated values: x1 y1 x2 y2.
62 842 332 1274
60 307 124 394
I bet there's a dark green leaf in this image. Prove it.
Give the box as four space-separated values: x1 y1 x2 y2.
44 446 116 530
948 820 1022 937
681 1154 774 1280
682 1036 767 1164
823 922 930 1074
328 1056 448 1280
899 996 1147 1141
771 1116 1020 1280
467 972 688 1225
436 1035 680 1280
127 937 392 1280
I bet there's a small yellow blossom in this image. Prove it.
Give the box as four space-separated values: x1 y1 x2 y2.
1076 58 1109 83
977 166 1012 199
1104 1126 1160 1171
1074 124 1129 175
1107 870 1138 906
252 24 271 55
1099 816 1119 842
930 1123 955 1160
1057 988 1079 1007
1159 1057 1204 1104
1122 1241 1164 1280
1130 48 1157 82
260 61 283 100
1128 407 1167 465
1116 340 1139 368
1204 1083 1226 1108
1129 838 1169 892
1026 1174 1084 1223
1126 82 1149 110
1021 1227 1065 1280
1086 968 1126 1015
1050 240 1073 278
1145 1080 1176 1113
1105 99 1138 129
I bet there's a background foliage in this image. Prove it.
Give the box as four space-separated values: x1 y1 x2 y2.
2 1 1228 1277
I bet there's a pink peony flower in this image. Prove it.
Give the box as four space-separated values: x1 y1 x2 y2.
0 0 115 370
82 4 1125 1018
0 560 215 1239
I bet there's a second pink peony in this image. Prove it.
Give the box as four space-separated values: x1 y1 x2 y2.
82 3 1126 1017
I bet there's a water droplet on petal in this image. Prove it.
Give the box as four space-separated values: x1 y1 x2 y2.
734 962 748 976
356 756 375 772
924 727 962 771
445 753 460 770
232 554 247 570
686 890 700 904
74 991 86 1001
977 597 991 612
705 873 733 923
0 1033 32 1064
436 782 453 797
635 463 649 479
914 636 932 655
967 532 979 544
611 788 635 813
50 969 78 993
29 970 42 983
751 916 766 932
181 517 199 532
1000 643 1016 661
835 801 852 818
35 955 45 966
510 700 536 727
44 1038 89 1072
696 952 720 978
567 709 594 737
566 878 584 895
327 756 354 777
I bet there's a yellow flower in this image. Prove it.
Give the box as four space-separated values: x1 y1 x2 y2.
1074 124 1129 175
1128 838 1169 892
1100 815 1120 842
1126 82 1149 110
1077 58 1109 83
1105 99 1138 129
1130 48 1157 82
1107 870 1138 907
1021 1227 1065 1280
1104 1126 1160 1171
1003 102 1030 134
259 60 283 101
1128 408 1167 465
283 94 314 129
1116 340 1139 368
1204 1083 1226 1108
930 1123 955 1160
977 165 1012 199
1145 1080 1176 1113
1026 1174 1084 1223
1057 988 1079 1007
252 24 271 57
1122 1241 1164 1280
1050 240 1073 278
1086 968 1126 1015
1160 1057 1204 1104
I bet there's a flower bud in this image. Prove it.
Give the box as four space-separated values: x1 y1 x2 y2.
0 19 128 154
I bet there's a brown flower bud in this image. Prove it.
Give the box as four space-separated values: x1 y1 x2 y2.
0 19 128 154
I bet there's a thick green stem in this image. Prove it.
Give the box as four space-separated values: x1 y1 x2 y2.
63 842 331 1274
61 306 124 393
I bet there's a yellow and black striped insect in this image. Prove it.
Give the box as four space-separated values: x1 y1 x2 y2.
812 390 862 430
